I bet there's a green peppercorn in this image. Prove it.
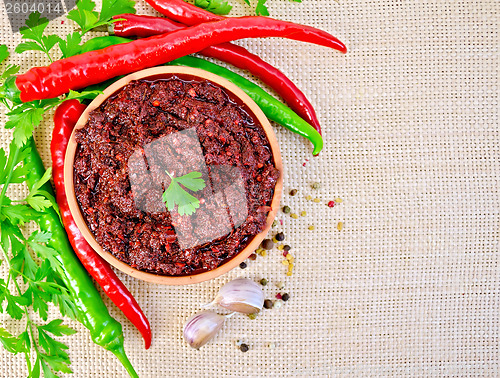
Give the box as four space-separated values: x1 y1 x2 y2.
261 239 274 250
282 293 290 301
239 262 247 269
275 232 285 241
272 220 278 228
311 182 321 189
264 299 274 309
289 189 298 196
240 343 249 352
259 278 268 286
283 245 291 252
282 205 291 214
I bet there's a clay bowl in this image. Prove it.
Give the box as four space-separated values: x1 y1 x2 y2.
64 66 283 285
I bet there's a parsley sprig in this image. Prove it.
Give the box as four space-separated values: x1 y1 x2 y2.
162 170 206 216
0 140 78 377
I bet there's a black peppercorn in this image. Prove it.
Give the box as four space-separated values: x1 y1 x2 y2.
239 262 247 269
275 232 285 241
264 299 274 309
282 293 290 301
240 343 249 352
289 189 298 196
283 245 291 252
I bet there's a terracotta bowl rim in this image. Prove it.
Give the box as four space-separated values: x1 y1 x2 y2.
64 66 283 285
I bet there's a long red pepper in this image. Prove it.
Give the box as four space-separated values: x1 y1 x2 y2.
144 0 222 26
112 14 322 135
51 99 152 350
16 16 346 102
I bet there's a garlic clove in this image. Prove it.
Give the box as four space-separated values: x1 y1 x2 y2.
183 310 226 349
213 278 264 314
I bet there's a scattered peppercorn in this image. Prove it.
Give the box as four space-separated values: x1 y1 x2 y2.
239 262 247 269
247 313 257 320
282 293 290 301
249 253 257 261
327 201 336 208
305 195 312 201
264 299 274 309
308 225 315 230
335 198 343 203
274 301 283 309
300 211 307 217
313 198 321 203
240 343 249 352
275 293 282 300
282 205 291 214
272 220 278 228
337 222 344 231
289 189 298 196
275 232 285 241
276 281 284 289
283 245 291 252
282 250 289 257
277 244 285 251
261 239 274 250
290 213 299 219
311 182 321 189
259 278 268 286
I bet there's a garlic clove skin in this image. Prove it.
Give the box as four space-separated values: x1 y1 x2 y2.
214 278 264 314
183 310 226 349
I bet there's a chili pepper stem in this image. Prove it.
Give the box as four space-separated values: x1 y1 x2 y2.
111 346 139 378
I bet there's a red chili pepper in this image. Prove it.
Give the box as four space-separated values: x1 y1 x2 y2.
112 14 322 134
51 99 152 350
144 0 223 26
16 16 346 102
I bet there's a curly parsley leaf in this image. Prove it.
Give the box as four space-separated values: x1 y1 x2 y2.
162 171 206 216
194 0 232 15
0 45 9 63
67 0 99 33
57 32 83 59
0 327 19 354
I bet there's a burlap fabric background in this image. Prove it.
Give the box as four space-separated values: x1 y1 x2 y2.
0 0 498 376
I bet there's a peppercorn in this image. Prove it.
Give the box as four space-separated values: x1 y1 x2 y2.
300 211 307 217
249 253 257 261
272 220 278 228
247 313 257 320
259 278 268 286
313 198 321 203
289 189 298 196
282 205 291 214
311 182 321 189
327 200 335 208
275 232 285 241
308 225 315 230
239 262 247 269
282 293 290 301
240 343 249 352
261 239 274 250
290 213 299 219
264 299 274 309
283 245 291 252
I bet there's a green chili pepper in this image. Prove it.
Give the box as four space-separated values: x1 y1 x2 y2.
79 36 132 55
167 56 323 155
23 137 138 378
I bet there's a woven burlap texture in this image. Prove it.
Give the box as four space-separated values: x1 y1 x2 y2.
0 0 498 377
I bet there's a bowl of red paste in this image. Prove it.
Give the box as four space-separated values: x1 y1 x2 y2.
64 66 283 284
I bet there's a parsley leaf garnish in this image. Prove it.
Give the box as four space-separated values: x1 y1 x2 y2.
194 0 233 15
162 171 206 216
15 12 59 62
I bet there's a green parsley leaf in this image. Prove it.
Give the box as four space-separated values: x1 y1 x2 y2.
99 0 136 23
66 89 102 102
57 32 83 58
255 0 269 16
194 0 232 15
67 0 99 33
39 319 77 337
162 171 206 216
0 45 8 63
0 327 19 354
16 13 59 61
5 294 24 319
5 106 45 147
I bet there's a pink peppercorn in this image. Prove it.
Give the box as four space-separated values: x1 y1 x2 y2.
327 201 336 208
276 293 283 300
